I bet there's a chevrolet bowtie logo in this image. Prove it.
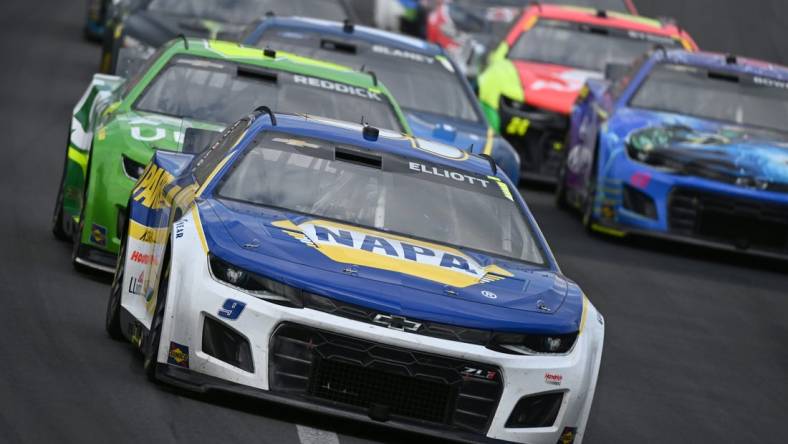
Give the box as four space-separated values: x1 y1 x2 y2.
373 314 422 332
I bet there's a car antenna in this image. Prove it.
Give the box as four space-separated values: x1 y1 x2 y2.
479 153 497 175
178 33 189 49
254 106 277 126
367 70 378 86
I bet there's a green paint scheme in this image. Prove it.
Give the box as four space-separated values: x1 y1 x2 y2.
57 38 411 266
478 43 524 134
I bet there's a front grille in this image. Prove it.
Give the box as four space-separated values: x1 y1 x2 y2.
309 358 452 424
669 187 788 252
499 97 568 179
304 293 492 346
269 323 503 434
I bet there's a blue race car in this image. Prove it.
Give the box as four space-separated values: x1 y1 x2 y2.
108 110 603 444
242 16 521 182
558 49 788 259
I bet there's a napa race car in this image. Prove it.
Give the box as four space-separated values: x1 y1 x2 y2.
479 5 697 183
243 16 521 182
106 109 604 444
52 37 409 272
427 0 638 81
557 49 788 259
99 0 356 73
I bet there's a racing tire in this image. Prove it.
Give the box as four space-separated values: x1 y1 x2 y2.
51 137 72 241
105 214 129 341
143 252 171 382
581 176 597 234
554 160 570 212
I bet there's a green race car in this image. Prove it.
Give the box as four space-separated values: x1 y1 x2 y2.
52 38 410 272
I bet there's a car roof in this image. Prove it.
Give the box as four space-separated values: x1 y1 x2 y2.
165 38 382 90
655 49 788 81
243 112 501 179
523 4 685 38
246 16 444 56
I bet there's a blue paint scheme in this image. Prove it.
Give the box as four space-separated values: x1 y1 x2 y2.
133 113 584 335
242 17 521 182
564 49 788 240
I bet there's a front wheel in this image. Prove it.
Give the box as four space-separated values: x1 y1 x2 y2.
106 218 128 340
143 255 171 382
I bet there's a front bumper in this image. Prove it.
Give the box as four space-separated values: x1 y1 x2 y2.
155 242 605 444
591 155 788 259
498 98 568 184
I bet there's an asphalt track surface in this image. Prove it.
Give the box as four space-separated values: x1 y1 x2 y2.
0 1 786 443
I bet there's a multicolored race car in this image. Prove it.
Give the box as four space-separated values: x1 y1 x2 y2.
52 37 409 272
243 16 521 182
106 110 604 444
427 0 638 80
99 0 355 73
479 5 697 183
558 49 788 259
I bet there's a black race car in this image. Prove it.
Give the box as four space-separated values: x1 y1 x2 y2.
99 0 356 73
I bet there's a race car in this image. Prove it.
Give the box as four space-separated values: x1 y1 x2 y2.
99 0 356 73
479 5 697 183
557 49 788 259
106 110 604 444
52 37 409 273
426 0 638 81
243 16 521 182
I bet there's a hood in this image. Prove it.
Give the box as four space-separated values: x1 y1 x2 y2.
200 198 582 333
126 10 246 47
627 122 788 192
106 111 224 158
514 61 602 115
405 110 488 154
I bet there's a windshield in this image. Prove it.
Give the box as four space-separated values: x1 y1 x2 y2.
630 64 788 133
134 57 403 131
255 30 480 122
147 0 348 24
218 133 545 264
509 20 680 72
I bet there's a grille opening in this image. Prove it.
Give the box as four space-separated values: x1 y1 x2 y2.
309 358 452 424
202 316 254 372
623 185 658 219
505 392 564 428
699 208 787 250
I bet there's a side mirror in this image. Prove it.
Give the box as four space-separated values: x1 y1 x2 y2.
604 63 630 81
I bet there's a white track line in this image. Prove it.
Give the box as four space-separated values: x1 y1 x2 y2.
296 425 340 444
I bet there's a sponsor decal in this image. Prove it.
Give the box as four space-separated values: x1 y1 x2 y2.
530 70 600 93
506 117 530 136
218 299 246 320
128 271 145 297
175 220 185 239
545 372 563 386
293 75 381 101
461 366 498 380
558 427 577 444
272 137 321 149
273 219 513 288
408 162 489 188
130 250 156 265
90 223 107 246
371 45 434 64
167 342 189 368
132 163 176 210
481 290 497 299
754 76 788 90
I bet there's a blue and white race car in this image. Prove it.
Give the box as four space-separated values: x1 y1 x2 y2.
106 109 603 444
559 49 788 259
242 16 521 183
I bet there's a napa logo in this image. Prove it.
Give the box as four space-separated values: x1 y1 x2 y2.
274 220 513 288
